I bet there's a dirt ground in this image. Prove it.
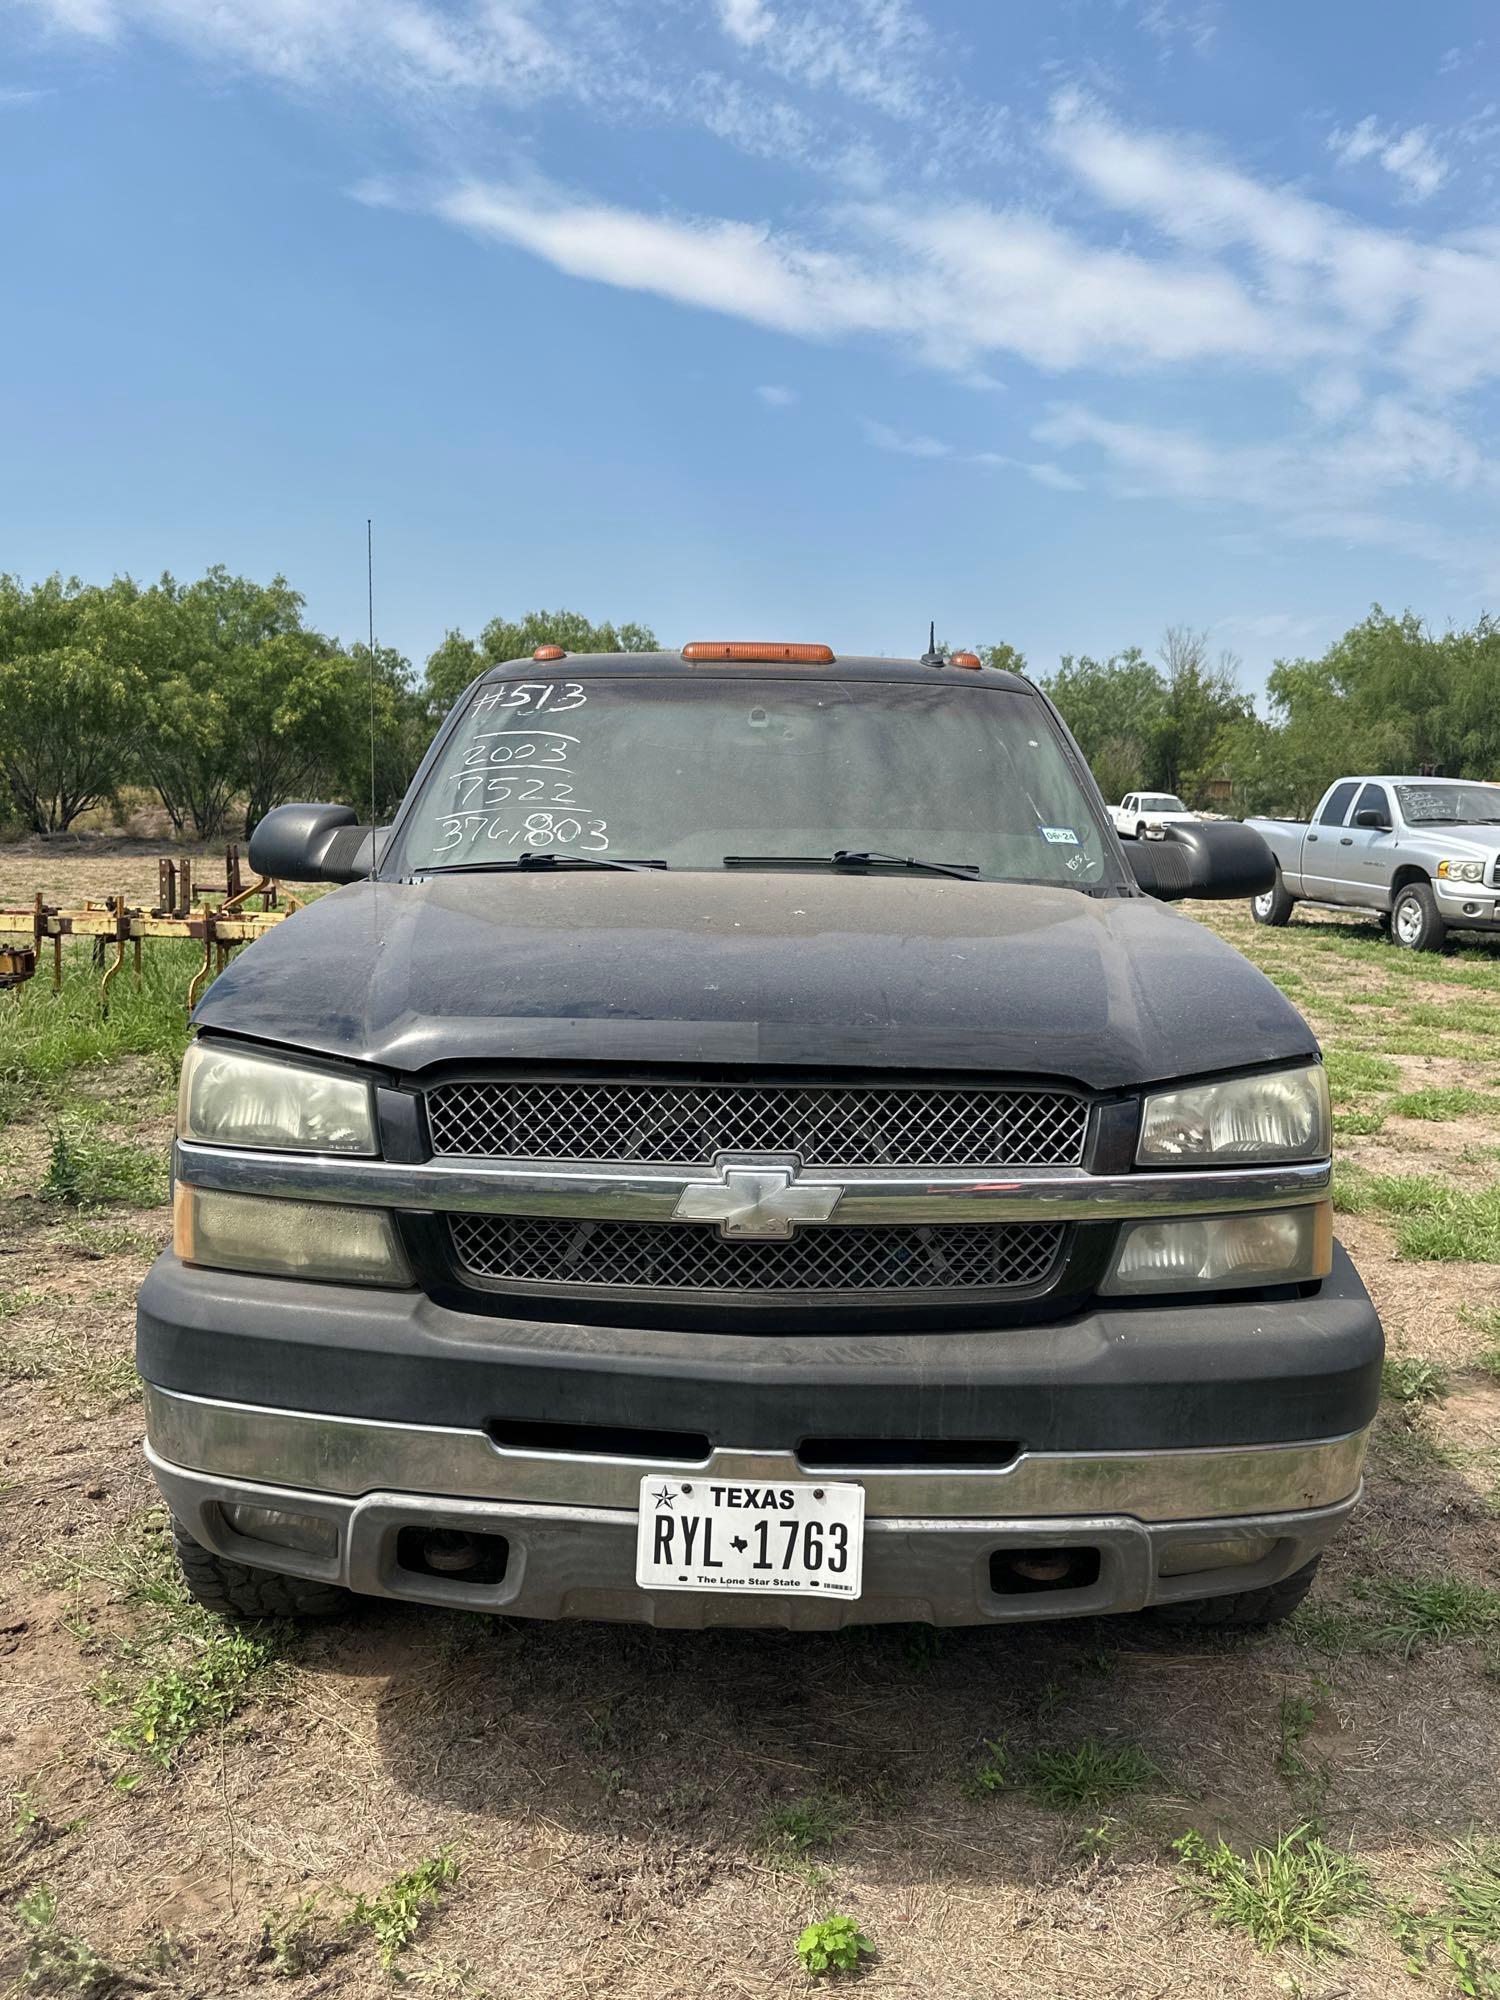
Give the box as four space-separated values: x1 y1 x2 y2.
1 855 1498 1998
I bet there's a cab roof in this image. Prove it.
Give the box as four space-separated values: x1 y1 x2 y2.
479 650 1035 695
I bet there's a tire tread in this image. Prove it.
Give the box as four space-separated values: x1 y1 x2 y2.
172 1519 351 1620
1150 1554 1321 1629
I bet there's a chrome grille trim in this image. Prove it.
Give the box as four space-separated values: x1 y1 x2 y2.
449 1214 1066 1297
173 1142 1333 1224
425 1078 1088 1168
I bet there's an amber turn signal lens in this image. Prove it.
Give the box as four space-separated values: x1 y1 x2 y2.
532 645 567 661
950 651 982 669
681 641 835 664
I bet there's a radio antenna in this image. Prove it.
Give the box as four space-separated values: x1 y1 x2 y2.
920 619 943 669
366 518 377 835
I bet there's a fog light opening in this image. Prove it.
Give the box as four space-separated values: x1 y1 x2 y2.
395 1525 509 1586
989 1546 1101 1596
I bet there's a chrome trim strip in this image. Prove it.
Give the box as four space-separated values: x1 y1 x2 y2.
174 1141 1331 1225
143 1385 1368 1523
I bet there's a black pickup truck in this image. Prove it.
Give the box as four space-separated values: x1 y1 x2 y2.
137 642 1381 1632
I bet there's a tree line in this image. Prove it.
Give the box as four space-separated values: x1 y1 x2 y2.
2 568 1489 837
0 571 658 835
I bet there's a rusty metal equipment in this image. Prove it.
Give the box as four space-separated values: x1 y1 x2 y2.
0 844 299 1013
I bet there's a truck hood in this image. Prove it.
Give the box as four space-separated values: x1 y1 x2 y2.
194 871 1315 1090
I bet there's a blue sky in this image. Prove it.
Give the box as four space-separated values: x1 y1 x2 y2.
3 1 1498 696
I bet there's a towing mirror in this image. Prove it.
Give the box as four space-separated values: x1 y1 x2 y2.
1126 820 1275 903
248 803 390 884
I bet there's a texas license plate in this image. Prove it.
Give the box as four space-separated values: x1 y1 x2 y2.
634 1475 864 1598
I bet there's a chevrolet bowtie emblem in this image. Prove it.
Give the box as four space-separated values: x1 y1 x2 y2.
672 1156 841 1240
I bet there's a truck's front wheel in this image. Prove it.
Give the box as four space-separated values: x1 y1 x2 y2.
1149 1554 1321 1629
1391 880 1446 952
172 1519 353 1621
1250 870 1294 926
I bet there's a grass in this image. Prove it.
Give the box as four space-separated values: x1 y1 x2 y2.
1369 1577 1500 1655
2 937 197 1109
1329 1168 1500 1260
1173 1825 1369 1954
39 1126 167 1209
1323 1048 1401 1102
758 1793 852 1859
348 1851 460 1970
1021 1740 1160 1810
1389 1086 1490 1122
0 1326 139 1411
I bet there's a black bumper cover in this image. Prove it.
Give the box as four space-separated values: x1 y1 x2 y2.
137 1242 1382 1455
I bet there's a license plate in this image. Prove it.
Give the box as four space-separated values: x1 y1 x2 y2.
634 1475 864 1598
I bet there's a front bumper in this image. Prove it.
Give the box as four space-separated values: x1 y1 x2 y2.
147 1411 1364 1629
138 1241 1381 1626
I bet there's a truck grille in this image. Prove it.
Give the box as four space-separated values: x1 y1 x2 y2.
425 1080 1087 1168
448 1215 1066 1297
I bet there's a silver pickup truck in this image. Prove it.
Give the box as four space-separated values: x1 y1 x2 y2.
1247 775 1500 950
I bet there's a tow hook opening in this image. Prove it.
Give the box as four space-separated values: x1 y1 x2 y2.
396 1526 510 1586
989 1546 1102 1596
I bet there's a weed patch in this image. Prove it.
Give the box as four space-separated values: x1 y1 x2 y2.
1383 1355 1450 1405
796 1915 874 1978
17 1885 118 1995
1174 1825 1368 1954
1393 1838 1500 1996
348 1851 459 1971
109 1620 282 1768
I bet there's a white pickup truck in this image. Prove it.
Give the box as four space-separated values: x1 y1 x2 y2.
1109 792 1198 840
1246 775 1500 951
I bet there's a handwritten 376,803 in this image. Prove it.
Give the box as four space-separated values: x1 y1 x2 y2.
432 810 609 854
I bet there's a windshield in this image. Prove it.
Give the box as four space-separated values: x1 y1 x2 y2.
1141 795 1187 812
1394 782 1500 826
391 675 1119 888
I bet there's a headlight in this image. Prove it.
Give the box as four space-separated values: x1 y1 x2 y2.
174 1185 411 1286
1138 1064 1329 1164
179 1041 376 1154
1102 1204 1331 1295
1437 859 1486 884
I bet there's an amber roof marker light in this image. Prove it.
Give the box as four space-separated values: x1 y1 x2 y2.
681 641 836 665
950 651 983 670
532 645 567 661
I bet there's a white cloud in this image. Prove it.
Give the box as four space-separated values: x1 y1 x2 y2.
862 420 1086 491
1329 116 1451 202
756 383 797 406
711 0 935 121
717 0 774 47
1044 89 1500 393
861 418 951 457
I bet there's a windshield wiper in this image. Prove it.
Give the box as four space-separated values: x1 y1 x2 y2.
723 850 980 882
418 853 668 875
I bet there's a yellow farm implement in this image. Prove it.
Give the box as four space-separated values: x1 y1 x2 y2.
0 845 296 1012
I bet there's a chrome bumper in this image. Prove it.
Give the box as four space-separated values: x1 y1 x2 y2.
145 1386 1367 1627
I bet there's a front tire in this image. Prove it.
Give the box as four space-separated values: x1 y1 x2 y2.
1251 870 1294 926
1391 880 1446 952
1150 1554 1322 1629
1135 821 1147 841
172 1519 352 1621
